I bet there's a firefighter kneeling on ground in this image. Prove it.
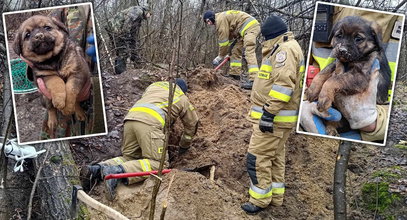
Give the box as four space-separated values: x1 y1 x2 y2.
242 15 305 214
80 79 199 201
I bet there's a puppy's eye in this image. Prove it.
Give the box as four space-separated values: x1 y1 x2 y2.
336 34 343 39
25 32 31 39
44 26 52 31
355 36 364 43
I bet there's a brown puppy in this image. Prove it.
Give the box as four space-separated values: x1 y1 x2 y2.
13 15 90 136
306 16 391 135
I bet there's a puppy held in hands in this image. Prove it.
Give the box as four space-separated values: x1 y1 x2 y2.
305 16 391 135
13 15 90 135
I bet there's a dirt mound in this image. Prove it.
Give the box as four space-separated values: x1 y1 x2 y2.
84 67 340 219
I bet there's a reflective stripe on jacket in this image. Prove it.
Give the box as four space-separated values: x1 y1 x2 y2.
215 10 259 57
125 82 199 137
249 32 304 128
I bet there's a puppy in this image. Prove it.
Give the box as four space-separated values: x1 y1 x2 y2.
306 16 391 135
13 15 90 136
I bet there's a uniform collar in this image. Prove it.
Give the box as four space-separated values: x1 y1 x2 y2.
262 32 294 57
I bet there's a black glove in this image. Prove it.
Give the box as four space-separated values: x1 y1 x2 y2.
259 107 275 133
179 147 189 155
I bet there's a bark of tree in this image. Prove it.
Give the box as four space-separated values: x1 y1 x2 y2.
33 141 81 219
333 141 352 220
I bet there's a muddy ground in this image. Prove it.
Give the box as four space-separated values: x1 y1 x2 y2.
73 67 340 220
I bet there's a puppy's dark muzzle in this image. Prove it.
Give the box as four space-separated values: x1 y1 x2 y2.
334 45 354 62
32 33 55 55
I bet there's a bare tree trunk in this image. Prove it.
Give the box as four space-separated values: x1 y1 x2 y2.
333 141 352 220
33 141 81 219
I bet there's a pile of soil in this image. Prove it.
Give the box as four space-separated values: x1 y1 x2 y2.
84 67 340 219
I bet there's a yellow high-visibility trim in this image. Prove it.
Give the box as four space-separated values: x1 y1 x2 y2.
258 72 270 79
313 55 335 70
299 65 305 73
156 96 182 108
240 19 259 36
274 115 298 123
250 110 262 119
158 147 163 153
389 62 396 81
139 160 147 171
269 90 291 102
272 188 285 195
144 159 152 171
113 157 125 165
219 40 230 47
248 67 259 73
249 188 273 199
230 62 242 67
226 10 240 14
189 104 195 111
130 107 165 126
260 64 272 72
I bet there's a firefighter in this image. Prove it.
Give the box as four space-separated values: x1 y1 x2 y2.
241 15 305 214
304 5 403 142
203 10 260 90
80 79 199 201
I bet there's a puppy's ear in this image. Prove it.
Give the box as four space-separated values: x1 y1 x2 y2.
370 21 384 52
51 17 69 35
12 30 22 56
329 21 340 46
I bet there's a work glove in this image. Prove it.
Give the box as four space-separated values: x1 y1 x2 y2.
85 35 97 63
300 101 342 135
212 56 224 66
179 134 192 155
259 107 275 133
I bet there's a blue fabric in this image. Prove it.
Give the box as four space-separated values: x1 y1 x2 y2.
175 78 188 93
322 107 342 121
340 130 361 140
313 115 326 135
86 35 97 62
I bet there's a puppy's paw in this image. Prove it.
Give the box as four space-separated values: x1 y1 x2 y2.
75 107 86 121
326 126 339 137
52 94 66 110
317 95 333 112
47 117 58 133
61 104 75 116
306 85 320 102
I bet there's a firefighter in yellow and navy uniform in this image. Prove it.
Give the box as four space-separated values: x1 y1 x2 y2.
241 15 305 214
203 10 260 89
310 6 403 141
80 79 199 201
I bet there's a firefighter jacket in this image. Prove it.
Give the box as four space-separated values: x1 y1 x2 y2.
215 10 259 57
125 81 199 138
248 32 305 128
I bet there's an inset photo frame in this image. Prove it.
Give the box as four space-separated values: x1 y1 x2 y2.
3 2 108 144
296 2 405 146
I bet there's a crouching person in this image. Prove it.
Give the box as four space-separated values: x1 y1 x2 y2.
81 78 199 200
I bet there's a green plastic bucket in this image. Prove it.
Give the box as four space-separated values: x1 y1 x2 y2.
10 58 38 94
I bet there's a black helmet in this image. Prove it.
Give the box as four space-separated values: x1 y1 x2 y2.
203 10 215 24
175 78 188 93
261 15 288 40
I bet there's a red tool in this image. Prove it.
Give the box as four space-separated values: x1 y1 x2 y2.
214 56 230 71
306 65 320 87
104 169 172 180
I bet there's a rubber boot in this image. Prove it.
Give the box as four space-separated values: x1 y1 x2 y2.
80 164 102 191
241 202 264 215
241 80 254 90
101 165 125 201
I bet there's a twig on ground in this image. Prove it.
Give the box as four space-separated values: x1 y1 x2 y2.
27 148 50 220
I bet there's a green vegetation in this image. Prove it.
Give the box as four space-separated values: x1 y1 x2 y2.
361 182 400 214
